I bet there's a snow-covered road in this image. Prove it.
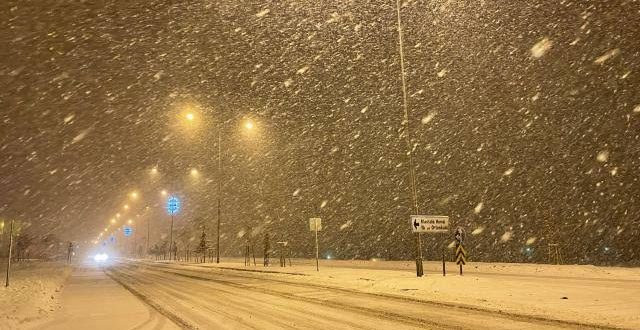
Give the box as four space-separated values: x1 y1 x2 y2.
105 260 611 330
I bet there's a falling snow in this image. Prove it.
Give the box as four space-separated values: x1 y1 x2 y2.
0 1 638 267
593 48 621 65
530 37 553 58
596 150 610 163
474 202 484 215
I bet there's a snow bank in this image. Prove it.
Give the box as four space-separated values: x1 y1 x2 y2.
0 261 71 330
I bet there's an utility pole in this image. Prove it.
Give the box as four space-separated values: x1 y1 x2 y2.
5 219 14 287
395 0 423 277
216 127 222 264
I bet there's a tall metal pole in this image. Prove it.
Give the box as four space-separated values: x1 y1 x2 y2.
146 217 150 258
169 214 174 261
216 128 222 264
5 219 14 287
133 224 137 258
395 0 423 277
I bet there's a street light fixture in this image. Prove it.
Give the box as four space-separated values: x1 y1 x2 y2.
174 102 260 264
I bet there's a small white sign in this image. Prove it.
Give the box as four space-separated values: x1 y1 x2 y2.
309 218 322 231
410 215 449 233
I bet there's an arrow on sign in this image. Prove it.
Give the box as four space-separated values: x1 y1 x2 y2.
455 243 467 265
413 219 419 229
456 254 466 265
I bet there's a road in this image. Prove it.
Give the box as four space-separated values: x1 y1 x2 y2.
105 260 610 330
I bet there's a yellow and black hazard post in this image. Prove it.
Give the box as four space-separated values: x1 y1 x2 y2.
455 243 467 275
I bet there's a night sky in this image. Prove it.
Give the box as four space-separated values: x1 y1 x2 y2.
1 0 639 265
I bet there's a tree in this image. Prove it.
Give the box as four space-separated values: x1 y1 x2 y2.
195 230 208 263
264 232 271 266
159 240 168 260
149 244 161 260
15 233 33 261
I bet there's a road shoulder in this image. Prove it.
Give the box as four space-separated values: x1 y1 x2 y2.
32 266 181 330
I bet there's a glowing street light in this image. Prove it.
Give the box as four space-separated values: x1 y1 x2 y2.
190 168 199 177
116 213 121 218
244 120 254 130
185 112 195 121
150 167 158 175
127 219 133 225
160 189 168 197
123 204 129 210
130 191 139 200
110 218 116 224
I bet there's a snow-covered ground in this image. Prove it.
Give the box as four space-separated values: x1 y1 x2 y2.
0 261 71 330
158 258 640 329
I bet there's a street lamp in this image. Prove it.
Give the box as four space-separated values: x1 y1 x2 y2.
130 191 139 200
176 103 259 264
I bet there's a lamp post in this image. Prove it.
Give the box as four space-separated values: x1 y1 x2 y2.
395 0 423 277
180 106 256 265
216 127 222 263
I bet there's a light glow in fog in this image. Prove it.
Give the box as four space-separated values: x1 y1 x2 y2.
93 253 109 262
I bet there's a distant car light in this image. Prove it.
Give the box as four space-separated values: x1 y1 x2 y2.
93 253 109 262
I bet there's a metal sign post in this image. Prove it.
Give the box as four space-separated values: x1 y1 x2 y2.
442 246 446 276
309 218 322 271
67 242 73 264
166 196 181 261
409 215 449 277
455 227 467 275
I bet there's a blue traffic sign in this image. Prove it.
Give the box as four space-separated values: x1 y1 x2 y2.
123 226 133 237
166 196 181 215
